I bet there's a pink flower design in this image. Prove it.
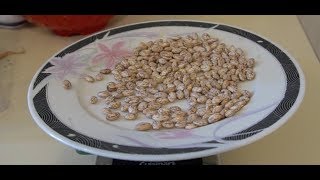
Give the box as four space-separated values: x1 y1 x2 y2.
44 54 87 80
91 41 131 68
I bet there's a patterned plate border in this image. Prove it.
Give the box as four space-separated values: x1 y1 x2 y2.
28 21 304 161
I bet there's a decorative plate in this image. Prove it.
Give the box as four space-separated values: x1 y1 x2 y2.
27 20 305 161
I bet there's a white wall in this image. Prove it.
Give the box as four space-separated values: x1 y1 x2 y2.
298 15 320 62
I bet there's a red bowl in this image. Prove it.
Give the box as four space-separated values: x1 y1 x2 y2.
24 15 114 36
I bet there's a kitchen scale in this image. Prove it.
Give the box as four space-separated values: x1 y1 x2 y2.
76 150 218 165
97 156 204 165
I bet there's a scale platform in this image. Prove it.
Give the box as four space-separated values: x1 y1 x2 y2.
95 156 219 165
76 150 219 165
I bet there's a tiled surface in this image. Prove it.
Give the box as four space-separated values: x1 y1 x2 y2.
298 15 320 62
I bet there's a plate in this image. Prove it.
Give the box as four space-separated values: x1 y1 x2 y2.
27 20 305 161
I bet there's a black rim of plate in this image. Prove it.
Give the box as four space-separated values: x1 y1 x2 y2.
31 21 300 155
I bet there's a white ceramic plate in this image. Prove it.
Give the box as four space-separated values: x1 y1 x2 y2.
28 20 305 162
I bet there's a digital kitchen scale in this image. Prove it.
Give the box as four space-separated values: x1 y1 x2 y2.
76 150 218 165
97 157 203 165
